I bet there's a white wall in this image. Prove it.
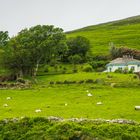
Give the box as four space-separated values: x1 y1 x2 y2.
128 65 137 72
107 66 126 72
107 65 140 72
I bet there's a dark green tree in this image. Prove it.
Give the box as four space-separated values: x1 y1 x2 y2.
67 36 90 57
0 31 9 48
4 25 67 77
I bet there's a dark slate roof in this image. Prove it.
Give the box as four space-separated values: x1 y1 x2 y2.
107 57 140 66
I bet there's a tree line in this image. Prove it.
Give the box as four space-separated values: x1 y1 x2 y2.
0 25 90 78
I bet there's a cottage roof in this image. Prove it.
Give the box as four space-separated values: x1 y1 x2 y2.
107 56 140 66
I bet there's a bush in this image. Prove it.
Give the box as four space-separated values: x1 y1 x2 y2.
44 65 49 72
73 68 78 73
115 69 123 73
107 75 113 78
49 81 55 84
16 78 26 84
85 79 94 83
0 117 140 140
133 75 138 79
62 67 67 74
54 65 58 72
55 81 63 84
62 80 77 84
89 61 108 69
95 79 105 84
96 67 104 72
78 80 85 84
82 65 93 72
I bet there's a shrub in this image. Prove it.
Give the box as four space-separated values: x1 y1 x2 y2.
115 69 123 73
133 75 138 79
96 67 104 72
107 75 113 78
89 61 108 69
95 79 105 84
54 65 58 72
82 65 93 72
63 80 77 84
78 80 85 84
62 67 67 74
16 78 26 84
63 80 69 84
123 67 129 74
44 65 49 72
73 68 78 73
129 69 134 74
55 81 63 84
49 81 55 84
85 79 94 83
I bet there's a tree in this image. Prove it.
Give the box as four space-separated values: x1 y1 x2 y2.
0 31 9 48
4 25 67 77
109 44 121 59
67 36 90 57
68 54 82 72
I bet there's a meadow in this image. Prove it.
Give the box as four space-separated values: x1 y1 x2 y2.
67 15 140 55
0 72 140 121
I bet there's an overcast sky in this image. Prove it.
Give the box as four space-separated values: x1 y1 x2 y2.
0 0 140 36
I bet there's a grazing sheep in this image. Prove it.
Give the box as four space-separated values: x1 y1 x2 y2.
97 102 103 105
87 93 92 97
135 106 140 110
35 109 42 113
3 104 8 107
65 103 68 106
6 97 11 100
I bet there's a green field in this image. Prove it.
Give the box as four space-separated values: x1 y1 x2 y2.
0 73 140 121
67 15 140 55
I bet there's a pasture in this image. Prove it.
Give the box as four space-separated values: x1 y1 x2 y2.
0 72 140 121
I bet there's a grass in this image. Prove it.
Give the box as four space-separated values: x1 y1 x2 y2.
67 15 140 55
0 72 140 121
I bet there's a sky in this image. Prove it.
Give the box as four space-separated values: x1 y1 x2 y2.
0 0 140 36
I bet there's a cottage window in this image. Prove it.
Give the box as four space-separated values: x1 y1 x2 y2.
131 66 135 71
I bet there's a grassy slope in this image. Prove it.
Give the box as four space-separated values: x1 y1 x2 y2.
0 73 140 121
67 15 140 55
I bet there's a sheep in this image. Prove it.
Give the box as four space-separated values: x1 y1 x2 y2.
135 106 140 110
96 102 103 105
6 97 11 100
35 109 42 113
87 93 92 97
3 104 8 107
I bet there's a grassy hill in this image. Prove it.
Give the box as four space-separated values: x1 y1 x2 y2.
67 15 140 55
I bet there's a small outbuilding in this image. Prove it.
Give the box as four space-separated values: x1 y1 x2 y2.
106 55 140 72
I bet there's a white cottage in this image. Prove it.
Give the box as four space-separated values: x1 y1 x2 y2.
106 56 140 72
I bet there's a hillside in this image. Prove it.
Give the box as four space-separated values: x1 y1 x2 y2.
67 15 140 56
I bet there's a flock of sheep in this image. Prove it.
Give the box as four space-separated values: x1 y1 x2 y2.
2 90 140 115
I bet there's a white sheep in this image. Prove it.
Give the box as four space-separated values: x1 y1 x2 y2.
3 104 8 107
6 97 11 100
135 106 140 110
96 102 103 105
35 109 42 113
87 93 92 97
